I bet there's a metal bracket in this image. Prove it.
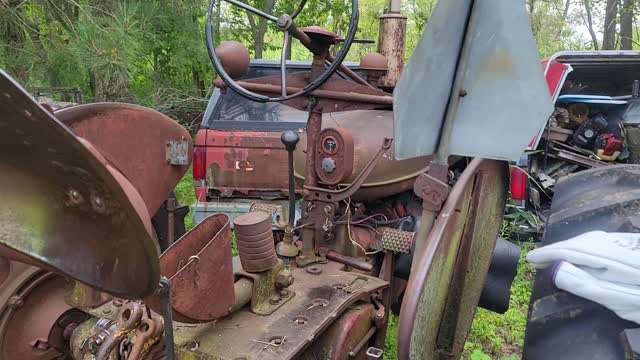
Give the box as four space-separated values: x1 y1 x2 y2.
304 138 393 202
413 169 451 211
365 347 384 359
244 262 296 316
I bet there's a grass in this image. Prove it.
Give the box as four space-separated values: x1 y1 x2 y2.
173 172 534 359
174 168 196 230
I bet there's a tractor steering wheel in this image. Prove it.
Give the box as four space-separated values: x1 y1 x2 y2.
206 0 359 103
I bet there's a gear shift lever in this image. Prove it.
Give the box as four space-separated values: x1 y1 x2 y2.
276 130 300 258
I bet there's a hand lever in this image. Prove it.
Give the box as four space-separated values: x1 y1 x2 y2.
276 130 300 259
281 130 299 227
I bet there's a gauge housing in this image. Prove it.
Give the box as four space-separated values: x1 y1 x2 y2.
315 127 354 185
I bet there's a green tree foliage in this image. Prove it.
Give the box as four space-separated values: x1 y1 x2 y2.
1 0 639 118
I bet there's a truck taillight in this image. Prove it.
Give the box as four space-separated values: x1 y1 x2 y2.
510 167 527 201
193 147 206 181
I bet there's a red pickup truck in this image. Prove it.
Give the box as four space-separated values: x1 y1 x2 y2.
520 51 640 360
510 51 640 214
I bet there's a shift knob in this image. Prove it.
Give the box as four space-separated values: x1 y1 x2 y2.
281 131 300 152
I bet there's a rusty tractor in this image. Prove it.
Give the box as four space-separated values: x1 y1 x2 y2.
0 0 551 359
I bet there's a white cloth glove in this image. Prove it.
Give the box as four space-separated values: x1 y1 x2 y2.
527 231 640 324
527 231 640 286
553 261 640 324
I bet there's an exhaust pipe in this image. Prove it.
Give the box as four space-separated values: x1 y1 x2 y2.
377 0 407 88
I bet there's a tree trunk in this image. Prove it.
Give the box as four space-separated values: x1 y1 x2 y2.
214 0 222 45
602 0 619 50
286 39 292 60
556 0 572 37
254 36 264 59
582 0 600 50
620 0 635 49
244 0 276 59
192 68 205 96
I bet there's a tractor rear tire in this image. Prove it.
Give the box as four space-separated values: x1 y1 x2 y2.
523 165 640 360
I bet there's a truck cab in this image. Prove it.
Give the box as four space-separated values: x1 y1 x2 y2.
191 60 431 227
192 60 346 226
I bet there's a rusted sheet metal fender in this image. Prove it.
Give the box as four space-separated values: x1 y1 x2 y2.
0 71 159 299
397 159 509 360
55 103 193 216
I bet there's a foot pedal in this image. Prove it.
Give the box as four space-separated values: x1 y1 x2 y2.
366 347 383 359
371 228 414 254
250 203 279 215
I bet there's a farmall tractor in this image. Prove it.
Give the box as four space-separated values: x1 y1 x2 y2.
0 0 551 359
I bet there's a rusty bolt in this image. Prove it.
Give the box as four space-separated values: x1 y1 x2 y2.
91 194 106 213
459 89 468 97
276 14 293 30
33 340 50 351
269 295 281 305
102 308 112 315
95 336 104 346
67 189 83 206
8 295 24 308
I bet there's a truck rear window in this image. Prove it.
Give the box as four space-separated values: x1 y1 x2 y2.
203 62 362 131
206 90 308 131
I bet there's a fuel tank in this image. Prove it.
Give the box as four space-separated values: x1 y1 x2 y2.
293 109 432 200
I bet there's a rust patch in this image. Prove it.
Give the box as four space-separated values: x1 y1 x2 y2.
0 71 159 298
55 102 192 216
